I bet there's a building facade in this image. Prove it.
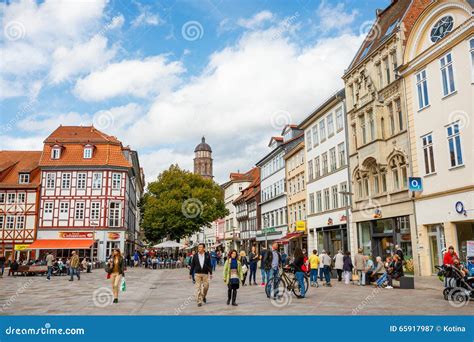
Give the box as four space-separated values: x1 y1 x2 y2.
342 0 431 272
256 126 303 250
300 90 352 256
400 0 473 275
30 126 140 261
283 137 307 253
0 151 42 262
233 168 260 251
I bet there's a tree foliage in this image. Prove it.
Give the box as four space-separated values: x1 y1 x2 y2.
141 165 228 243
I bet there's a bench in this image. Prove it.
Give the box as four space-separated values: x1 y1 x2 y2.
17 265 48 276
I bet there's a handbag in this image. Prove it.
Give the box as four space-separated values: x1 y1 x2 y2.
104 263 113 274
120 277 126 292
241 264 248 274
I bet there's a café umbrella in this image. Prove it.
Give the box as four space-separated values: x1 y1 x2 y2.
153 241 185 249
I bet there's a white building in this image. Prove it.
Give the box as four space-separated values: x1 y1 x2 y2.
256 126 303 250
300 90 353 256
400 0 473 275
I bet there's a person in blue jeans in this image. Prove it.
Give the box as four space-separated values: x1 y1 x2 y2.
293 247 306 298
320 250 332 287
210 249 217 271
248 246 258 285
263 243 281 298
259 247 268 285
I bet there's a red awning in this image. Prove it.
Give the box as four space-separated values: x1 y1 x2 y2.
28 239 94 249
276 232 303 245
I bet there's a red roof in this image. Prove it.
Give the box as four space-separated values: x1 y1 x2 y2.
0 151 42 188
39 126 132 168
233 168 260 204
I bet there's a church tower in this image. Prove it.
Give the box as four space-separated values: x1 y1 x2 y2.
194 136 213 179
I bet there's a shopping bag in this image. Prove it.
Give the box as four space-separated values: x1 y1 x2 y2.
120 277 126 292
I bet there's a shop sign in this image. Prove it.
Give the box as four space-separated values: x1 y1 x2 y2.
263 227 276 234
59 232 94 239
296 221 306 231
108 232 121 240
408 177 423 192
327 218 333 226
455 201 467 216
340 215 347 222
14 244 30 251
373 209 382 219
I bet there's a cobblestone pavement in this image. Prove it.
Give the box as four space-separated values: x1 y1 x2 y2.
0 267 471 315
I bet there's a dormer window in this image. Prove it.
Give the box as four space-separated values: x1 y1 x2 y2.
19 173 30 184
51 146 61 160
83 145 93 159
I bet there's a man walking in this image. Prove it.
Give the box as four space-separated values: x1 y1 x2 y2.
69 251 80 281
263 243 281 298
320 250 332 287
189 243 212 307
46 251 54 280
210 249 217 272
308 250 319 287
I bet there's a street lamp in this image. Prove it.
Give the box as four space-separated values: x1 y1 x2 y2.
339 190 353 254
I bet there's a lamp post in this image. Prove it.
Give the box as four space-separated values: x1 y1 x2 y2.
339 190 353 254
263 216 269 249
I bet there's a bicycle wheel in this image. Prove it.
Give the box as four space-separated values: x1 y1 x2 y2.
266 277 283 299
292 276 309 298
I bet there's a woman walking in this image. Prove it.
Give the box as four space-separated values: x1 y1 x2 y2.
342 251 353 285
108 248 125 303
293 247 306 298
248 246 258 285
239 251 249 286
223 250 243 306
334 250 344 282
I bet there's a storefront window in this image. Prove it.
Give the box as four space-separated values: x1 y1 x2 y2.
456 222 474 262
317 231 324 254
358 222 371 255
374 219 394 234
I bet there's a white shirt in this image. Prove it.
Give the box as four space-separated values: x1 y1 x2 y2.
198 252 205 269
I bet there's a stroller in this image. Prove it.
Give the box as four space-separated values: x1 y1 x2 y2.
436 264 474 304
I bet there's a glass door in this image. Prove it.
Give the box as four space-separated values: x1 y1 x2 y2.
428 224 445 274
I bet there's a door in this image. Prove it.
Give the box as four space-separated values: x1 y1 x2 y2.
428 224 445 274
373 236 394 259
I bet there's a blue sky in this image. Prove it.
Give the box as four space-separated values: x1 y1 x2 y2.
0 0 389 183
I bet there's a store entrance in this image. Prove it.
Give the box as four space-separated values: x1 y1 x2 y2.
373 236 394 259
428 224 445 274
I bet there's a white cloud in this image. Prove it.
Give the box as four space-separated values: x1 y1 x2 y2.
316 1 358 33
131 3 162 27
0 134 44 150
49 35 117 84
74 56 185 101
140 149 194 183
237 10 274 29
121 26 363 182
108 15 125 30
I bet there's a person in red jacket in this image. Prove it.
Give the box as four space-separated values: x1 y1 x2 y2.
443 246 458 265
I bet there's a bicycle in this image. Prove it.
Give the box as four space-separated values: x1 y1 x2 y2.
265 265 309 299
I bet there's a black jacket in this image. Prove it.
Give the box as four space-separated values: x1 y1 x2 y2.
263 249 281 270
293 256 305 273
189 252 213 275
343 255 353 272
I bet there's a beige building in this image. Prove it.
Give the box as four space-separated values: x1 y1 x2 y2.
399 0 473 275
284 140 307 252
342 0 432 273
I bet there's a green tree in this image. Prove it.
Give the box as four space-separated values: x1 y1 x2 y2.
142 165 228 243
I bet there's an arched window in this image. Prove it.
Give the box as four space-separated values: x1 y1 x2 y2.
389 155 408 191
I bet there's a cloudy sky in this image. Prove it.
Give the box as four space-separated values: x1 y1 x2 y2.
0 0 388 185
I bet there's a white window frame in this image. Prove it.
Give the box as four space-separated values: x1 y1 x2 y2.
440 52 455 97
446 122 463 168
336 108 344 132
43 202 54 220
0 194 4 204
59 202 69 220
91 202 101 221
112 173 121 190
319 120 326 142
7 193 15 204
51 148 61 160
18 173 30 184
6 216 14 229
327 113 334 137
77 172 87 190
61 173 71 189
16 216 25 230
416 70 429 110
109 201 121 227
74 202 85 220
422 133 436 175
17 193 25 204
83 147 93 159
0 216 3 229
92 172 102 189
46 173 56 189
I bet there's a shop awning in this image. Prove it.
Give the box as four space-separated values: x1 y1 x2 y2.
27 239 94 249
276 232 303 245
